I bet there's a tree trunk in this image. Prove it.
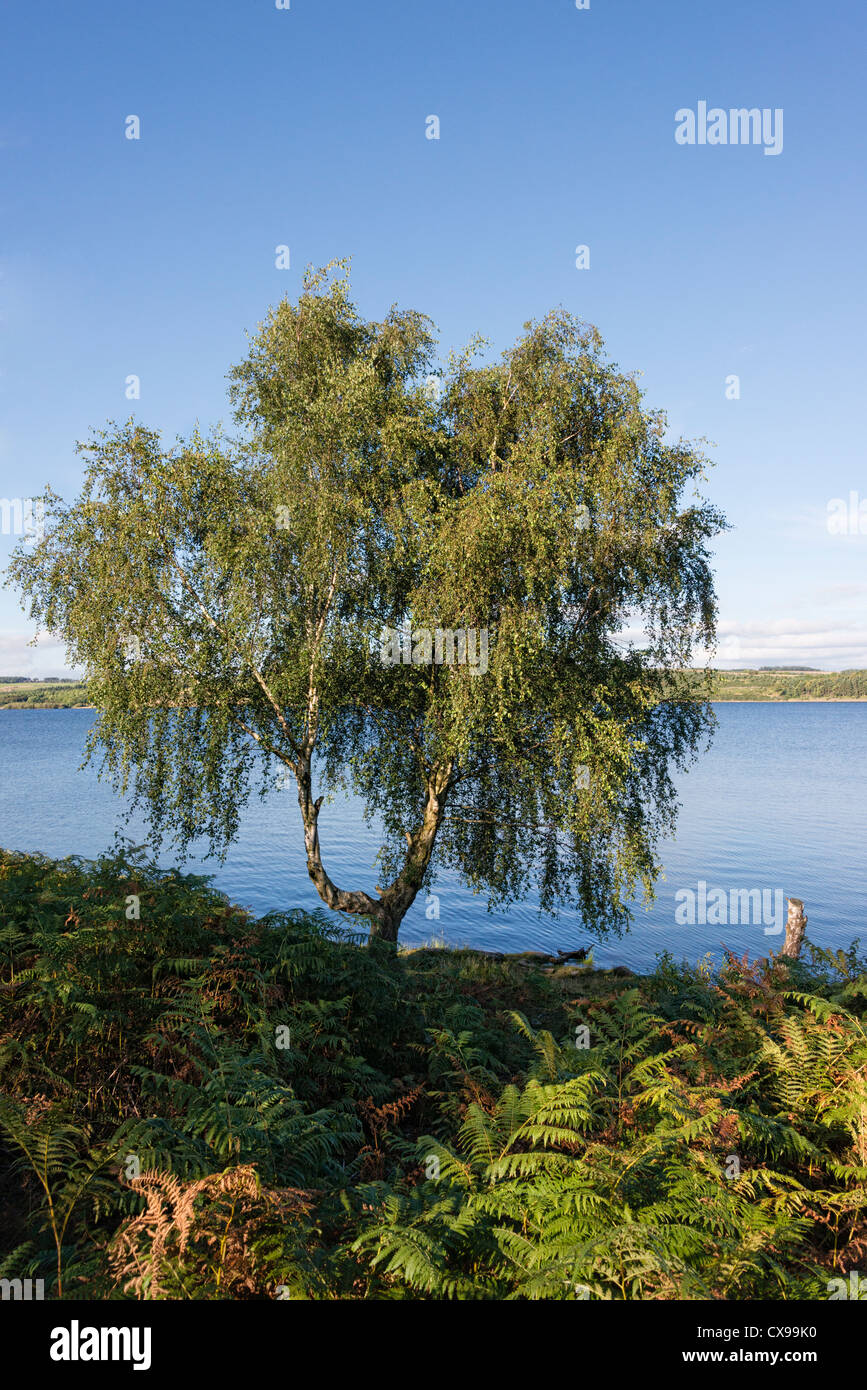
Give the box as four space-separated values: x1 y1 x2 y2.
295 763 380 920
295 756 452 945
367 913 401 944
780 897 807 959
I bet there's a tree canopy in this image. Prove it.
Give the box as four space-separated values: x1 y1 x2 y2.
9 262 726 941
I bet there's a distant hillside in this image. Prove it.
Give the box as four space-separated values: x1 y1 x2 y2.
703 669 867 701
1 670 865 710
0 681 91 708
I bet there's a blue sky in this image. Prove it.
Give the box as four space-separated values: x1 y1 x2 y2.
2 0 865 673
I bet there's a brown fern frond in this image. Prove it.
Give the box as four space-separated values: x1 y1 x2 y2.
108 1164 314 1299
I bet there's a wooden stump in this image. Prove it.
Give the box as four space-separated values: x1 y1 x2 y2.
781 897 807 959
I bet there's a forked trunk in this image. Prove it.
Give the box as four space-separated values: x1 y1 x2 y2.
296 758 452 945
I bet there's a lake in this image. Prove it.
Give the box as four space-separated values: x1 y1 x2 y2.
0 704 864 972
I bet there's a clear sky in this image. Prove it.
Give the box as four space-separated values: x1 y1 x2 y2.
1 0 865 673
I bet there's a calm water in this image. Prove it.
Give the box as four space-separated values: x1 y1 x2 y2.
0 704 864 972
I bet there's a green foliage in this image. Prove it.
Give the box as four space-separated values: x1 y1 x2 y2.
1 848 864 1300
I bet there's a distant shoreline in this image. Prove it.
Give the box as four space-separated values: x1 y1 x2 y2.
2 698 867 711
710 697 867 704
0 703 96 710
